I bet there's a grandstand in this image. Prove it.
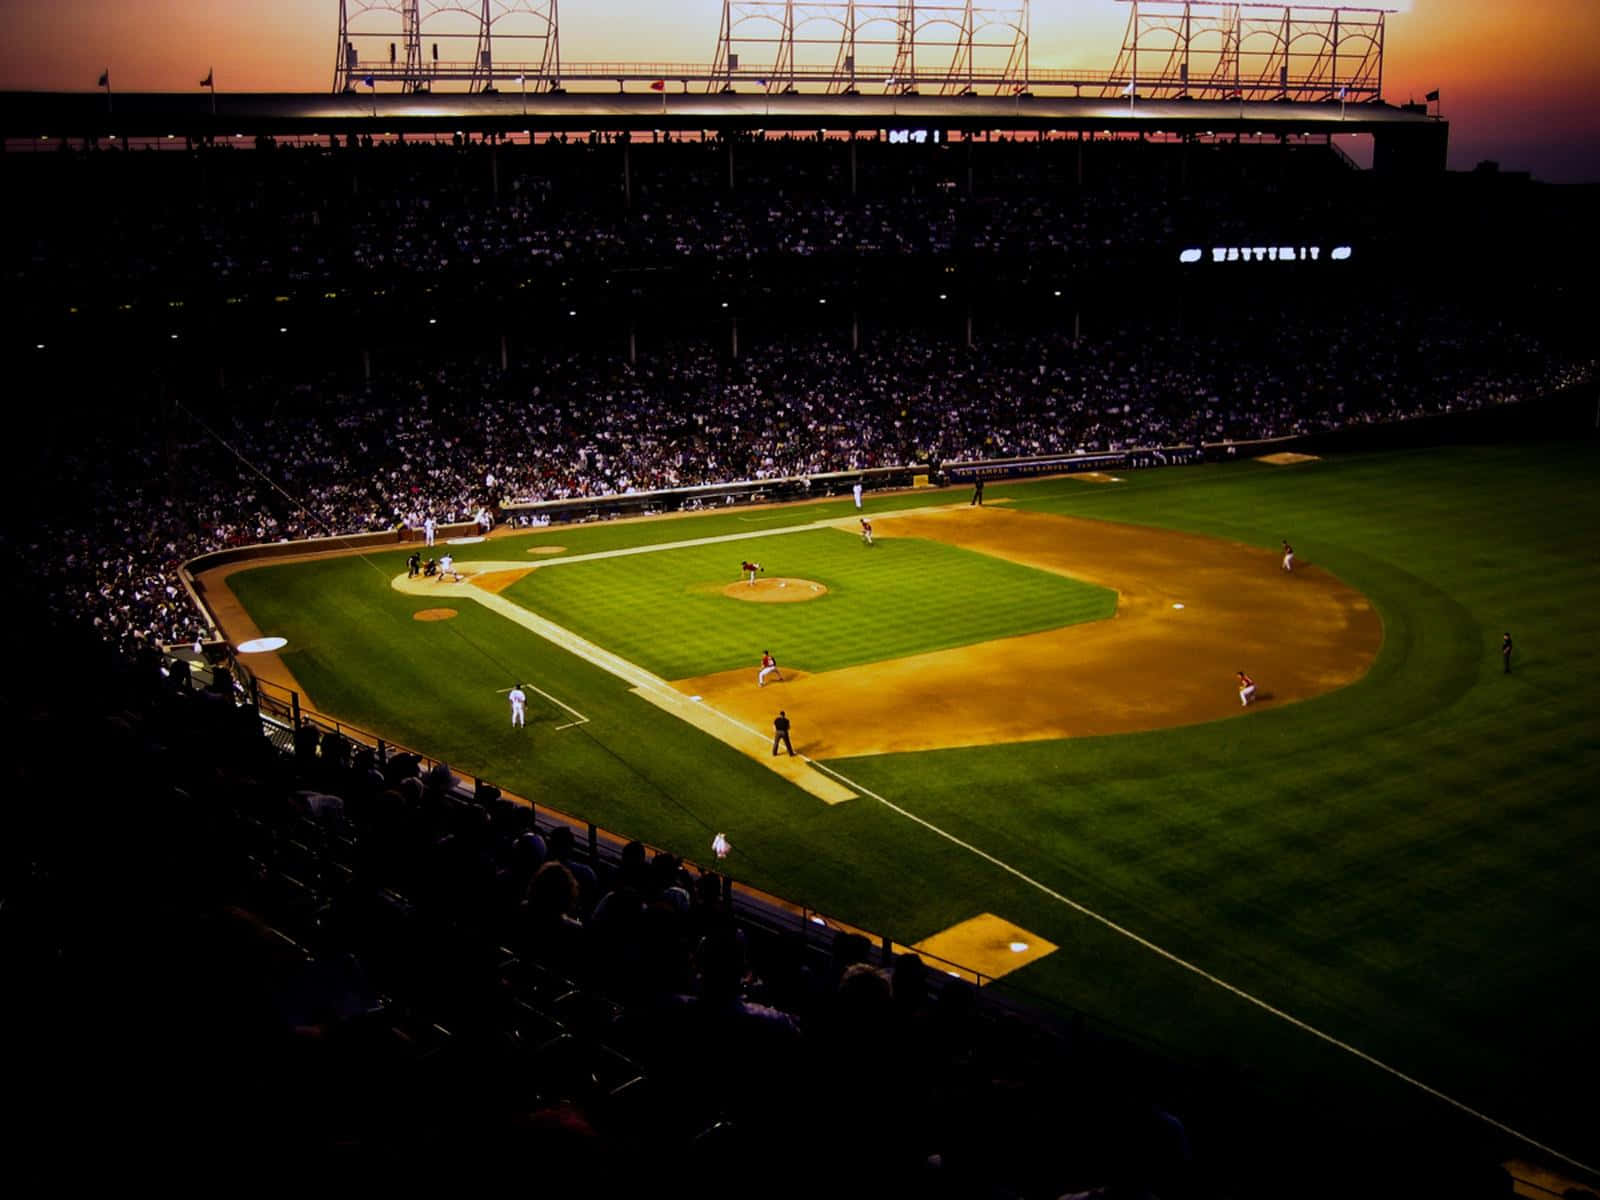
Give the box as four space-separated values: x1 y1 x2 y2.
3 39 1599 1199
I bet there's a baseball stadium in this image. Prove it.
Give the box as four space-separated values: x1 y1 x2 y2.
5 2 1599 1195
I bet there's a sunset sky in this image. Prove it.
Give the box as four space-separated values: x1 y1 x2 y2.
4 0 1596 181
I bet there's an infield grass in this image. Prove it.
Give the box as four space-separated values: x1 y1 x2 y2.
226 441 1600 1163
499 527 1117 678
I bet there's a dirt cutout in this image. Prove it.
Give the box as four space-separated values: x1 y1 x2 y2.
722 577 829 603
472 569 534 594
413 608 459 622
675 506 1381 759
1258 452 1321 465
527 546 568 556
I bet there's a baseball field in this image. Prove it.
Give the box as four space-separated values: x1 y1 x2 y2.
210 440 1599 1166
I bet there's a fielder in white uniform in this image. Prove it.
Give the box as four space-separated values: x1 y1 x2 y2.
509 684 527 727
424 516 436 546
852 481 863 509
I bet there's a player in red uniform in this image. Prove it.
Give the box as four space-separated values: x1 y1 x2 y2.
859 517 873 546
1237 671 1257 706
741 559 763 586
758 650 783 687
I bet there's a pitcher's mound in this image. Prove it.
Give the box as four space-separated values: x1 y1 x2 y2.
1258 452 1321 466
527 545 567 556
414 608 458 622
722 577 828 603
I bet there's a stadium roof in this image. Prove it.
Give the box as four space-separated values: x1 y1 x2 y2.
1 89 1443 141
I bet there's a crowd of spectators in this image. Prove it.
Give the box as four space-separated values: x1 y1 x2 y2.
8 134 1380 303
24 309 1592 655
8 133 1593 657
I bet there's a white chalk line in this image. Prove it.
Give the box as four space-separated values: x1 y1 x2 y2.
518 500 970 570
800 754 1595 1177
494 682 589 730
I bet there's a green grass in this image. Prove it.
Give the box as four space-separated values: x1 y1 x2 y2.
226 442 1600 1161
499 527 1117 678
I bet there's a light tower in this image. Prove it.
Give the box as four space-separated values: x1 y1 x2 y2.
1103 2 1390 102
333 0 561 94
710 1 1029 96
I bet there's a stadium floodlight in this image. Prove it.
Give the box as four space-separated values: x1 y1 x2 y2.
428 318 437 324
1179 248 1203 263
1331 246 1353 260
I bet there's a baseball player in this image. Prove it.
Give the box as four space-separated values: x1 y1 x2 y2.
1237 671 1257 706
852 481 863 509
439 553 458 582
711 832 731 860
1501 631 1513 674
509 683 527 728
1281 540 1295 572
741 559 763 586
758 650 783 687
859 517 873 546
424 516 436 547
407 551 421 578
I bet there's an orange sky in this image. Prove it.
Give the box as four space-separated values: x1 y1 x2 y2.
4 0 1597 180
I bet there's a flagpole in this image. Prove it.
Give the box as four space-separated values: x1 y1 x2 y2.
208 69 216 118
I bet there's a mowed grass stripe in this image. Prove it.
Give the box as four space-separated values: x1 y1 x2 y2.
500 527 1116 679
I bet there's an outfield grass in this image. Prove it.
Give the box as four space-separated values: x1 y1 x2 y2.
499 527 1117 678
226 442 1600 1161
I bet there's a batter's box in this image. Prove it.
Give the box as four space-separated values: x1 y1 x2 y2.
899 913 1057 985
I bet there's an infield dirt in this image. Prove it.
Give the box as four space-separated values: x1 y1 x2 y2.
674 506 1381 758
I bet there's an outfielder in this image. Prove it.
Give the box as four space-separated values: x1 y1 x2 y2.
509 683 527 728
758 650 783 687
1237 671 1257 706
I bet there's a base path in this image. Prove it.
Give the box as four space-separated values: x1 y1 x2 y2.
675 506 1382 759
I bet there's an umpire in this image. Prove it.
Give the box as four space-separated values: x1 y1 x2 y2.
772 711 794 757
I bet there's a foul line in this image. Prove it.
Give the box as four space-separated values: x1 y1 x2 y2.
799 755 1596 1178
495 682 589 731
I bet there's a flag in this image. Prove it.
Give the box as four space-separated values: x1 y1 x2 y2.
1013 84 1027 94
1121 78 1135 96
649 79 665 92
200 69 213 88
363 74 376 89
1337 85 1347 99
97 70 108 88
755 78 768 88
1425 88 1439 102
